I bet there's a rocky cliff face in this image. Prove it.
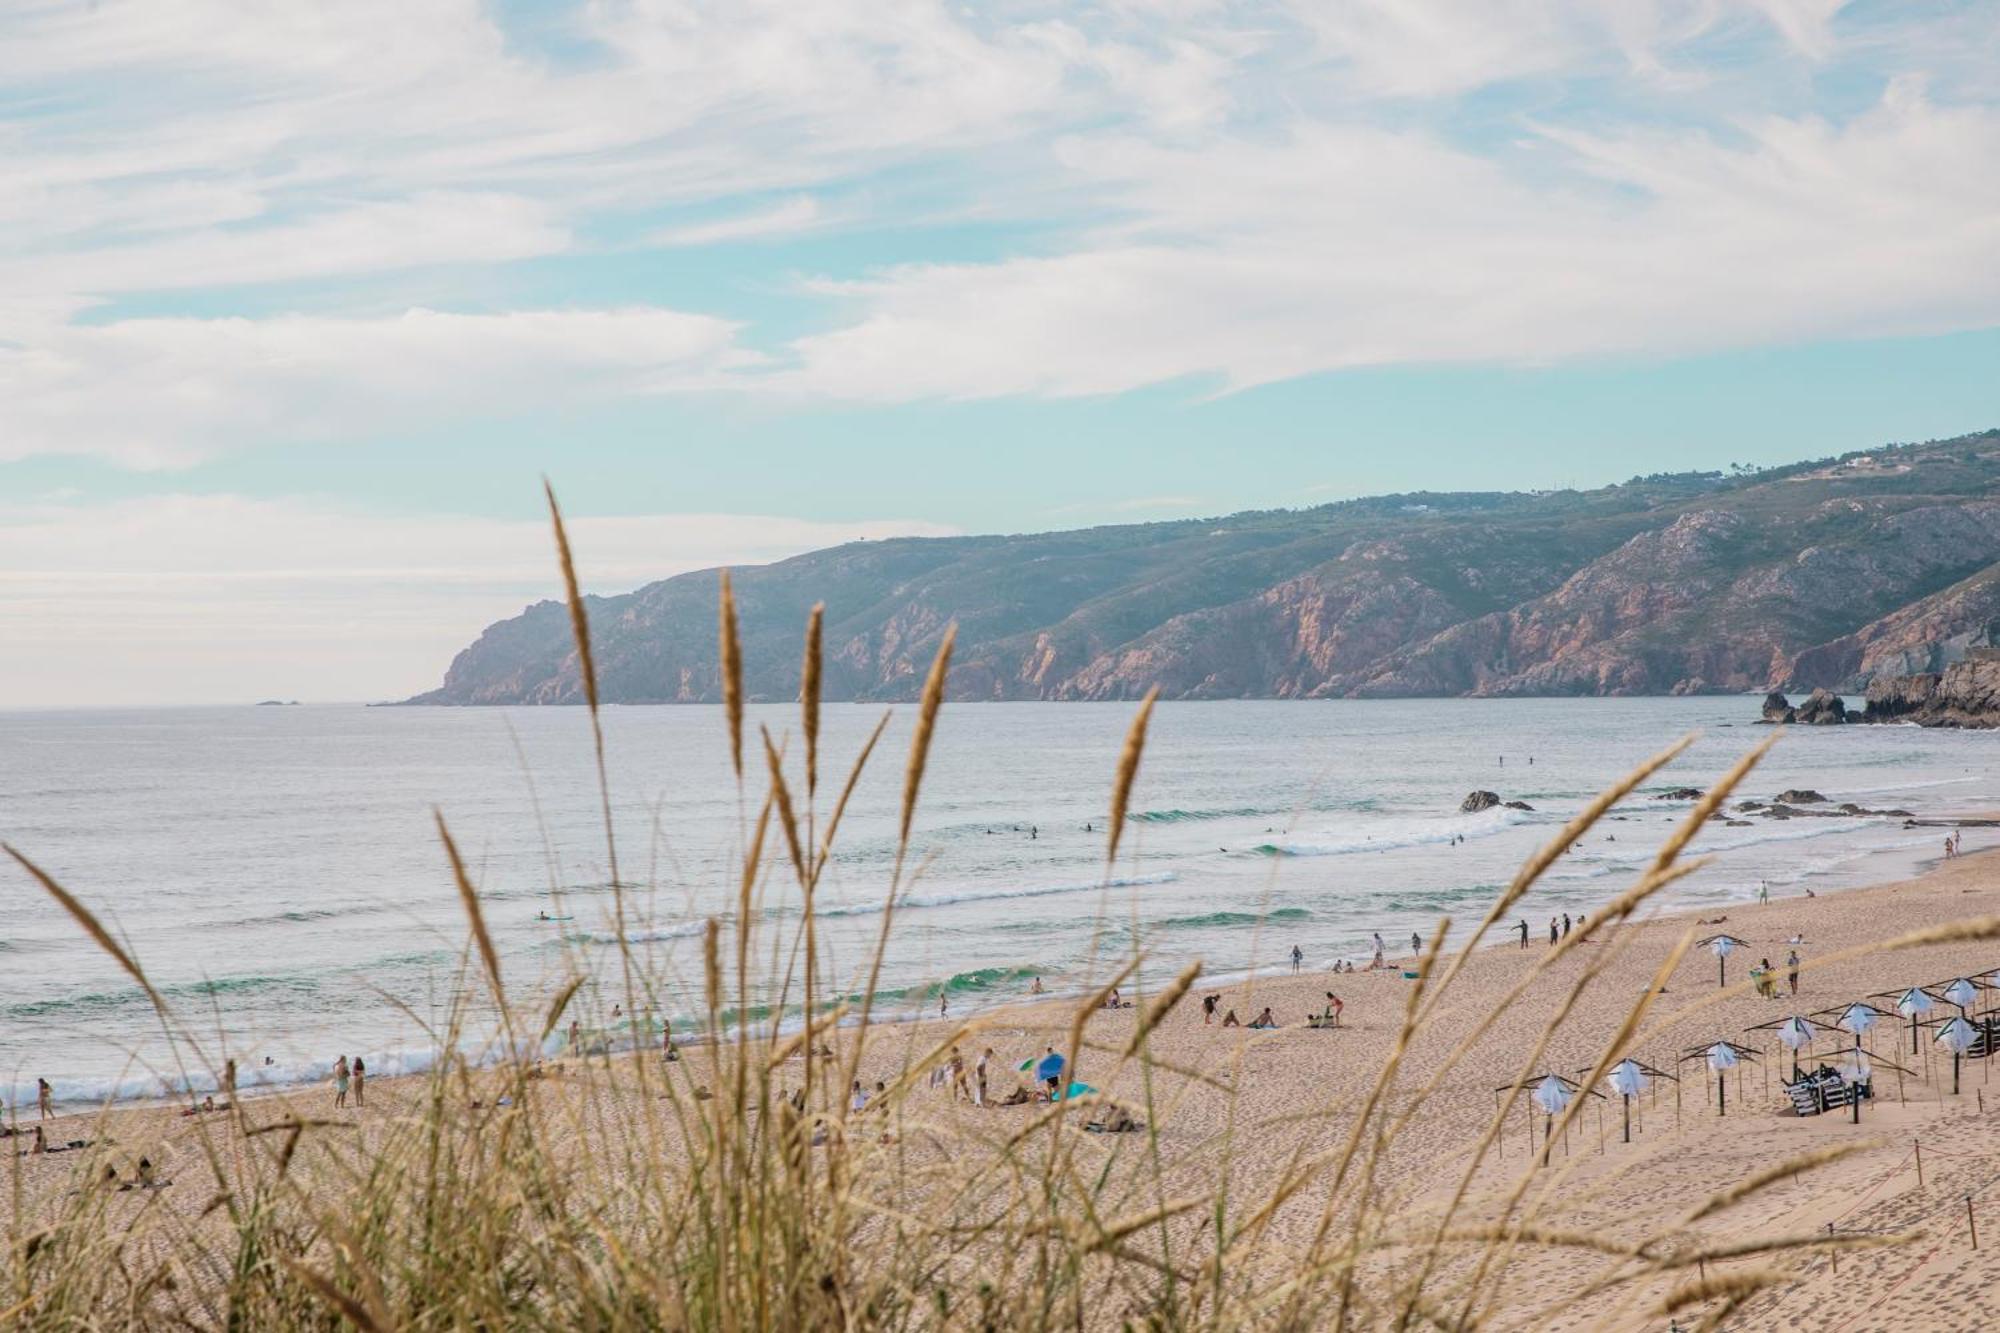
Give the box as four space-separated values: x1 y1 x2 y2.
1861 659 2000 728
410 431 2000 705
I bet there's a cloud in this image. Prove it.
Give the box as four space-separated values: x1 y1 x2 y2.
788 86 2000 399
649 195 824 247
0 0 1993 465
0 307 757 467
0 494 958 705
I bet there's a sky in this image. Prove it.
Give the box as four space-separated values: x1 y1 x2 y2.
3 0 1998 705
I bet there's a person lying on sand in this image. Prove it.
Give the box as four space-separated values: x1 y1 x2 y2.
1248 1008 1277 1029
1697 915 1729 925
999 1083 1034 1106
1221 1010 1241 1028
1085 1102 1143 1134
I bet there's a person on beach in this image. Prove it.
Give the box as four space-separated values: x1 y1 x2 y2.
1041 1047 1065 1099
1758 880 1770 906
1202 994 1219 1025
352 1057 366 1108
850 1080 868 1113
223 1058 236 1097
949 1048 970 1101
1518 919 1529 949
975 1048 993 1106
38 1078 53 1120
1548 918 1558 946
1291 944 1303 973
1562 913 1571 939
568 1019 582 1054
1248 1008 1276 1029
1322 993 1343 1027
939 991 949 1020
1787 949 1801 995
1410 931 1421 958
333 1056 350 1109
1221 1009 1241 1028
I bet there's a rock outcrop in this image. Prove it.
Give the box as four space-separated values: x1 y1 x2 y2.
1461 791 1502 813
1860 659 2000 728
1760 691 1796 723
1775 789 1826 805
408 431 2000 706
1792 689 1849 725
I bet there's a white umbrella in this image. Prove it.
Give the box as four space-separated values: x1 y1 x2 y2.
1943 978 1980 1012
1607 1060 1648 1098
1895 988 1935 1053
1776 1017 1816 1050
1937 1015 1979 1094
1838 1051 1872 1083
1531 1075 1572 1116
1706 1042 1739 1072
1937 1017 1978 1053
1836 1004 1879 1037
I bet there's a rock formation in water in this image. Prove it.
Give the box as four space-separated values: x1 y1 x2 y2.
1859 658 2000 728
410 431 2000 705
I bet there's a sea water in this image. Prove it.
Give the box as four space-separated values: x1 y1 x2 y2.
2 698 1993 1108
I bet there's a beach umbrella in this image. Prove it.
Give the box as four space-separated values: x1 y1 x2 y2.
1943 978 1982 1014
1679 1041 1758 1116
1531 1075 1572 1116
1598 1059 1675 1143
1698 934 1750 989
1776 1016 1816 1076
1894 988 1935 1054
1034 1052 1066 1084
1937 1017 1978 1095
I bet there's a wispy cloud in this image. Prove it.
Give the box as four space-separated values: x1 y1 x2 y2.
648 195 824 247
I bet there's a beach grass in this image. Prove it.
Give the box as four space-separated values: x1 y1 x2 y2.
5 488 1974 1331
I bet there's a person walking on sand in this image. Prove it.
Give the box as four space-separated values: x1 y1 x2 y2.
950 1048 971 1102
333 1056 350 1109
1202 994 1219 1025
1787 949 1801 996
568 1019 581 1054
37 1077 53 1120
352 1056 366 1108
938 991 949 1020
1411 931 1422 958
1758 879 1770 906
850 1080 868 1113
1291 944 1303 973
975 1048 993 1107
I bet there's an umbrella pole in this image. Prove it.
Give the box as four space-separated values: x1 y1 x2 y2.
1623 1093 1631 1144
1956 1052 1963 1097
1495 1089 1504 1159
1718 1072 1727 1117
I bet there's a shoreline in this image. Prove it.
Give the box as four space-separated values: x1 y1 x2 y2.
14 798 1993 1121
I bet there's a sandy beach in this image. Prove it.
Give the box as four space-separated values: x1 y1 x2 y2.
12 829 2000 1330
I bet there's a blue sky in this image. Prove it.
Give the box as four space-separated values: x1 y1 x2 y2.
3 0 1998 703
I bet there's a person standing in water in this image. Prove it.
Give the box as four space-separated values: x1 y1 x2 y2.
332 1055 350 1109
37 1078 53 1120
1290 944 1303 973
1410 931 1422 957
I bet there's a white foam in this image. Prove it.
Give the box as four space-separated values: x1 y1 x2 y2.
1259 807 1528 857
817 871 1177 917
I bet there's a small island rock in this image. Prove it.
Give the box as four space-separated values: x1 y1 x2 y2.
1460 790 1502 813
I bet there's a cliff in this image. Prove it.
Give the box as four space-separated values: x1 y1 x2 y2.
410 431 2000 705
1860 658 2000 729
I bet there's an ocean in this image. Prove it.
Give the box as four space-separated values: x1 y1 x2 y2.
2 698 1992 1110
